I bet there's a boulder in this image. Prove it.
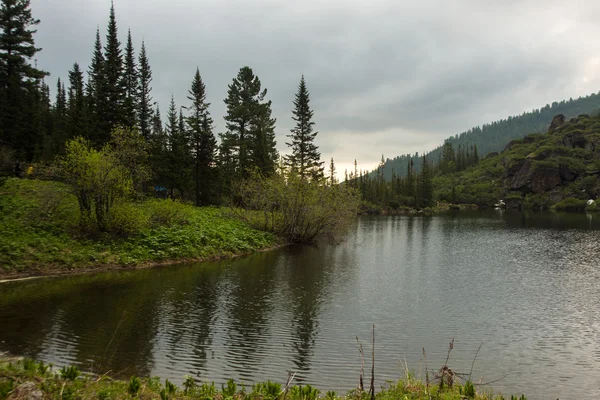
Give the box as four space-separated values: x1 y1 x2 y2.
548 190 564 204
7 382 43 400
562 130 588 149
548 114 566 132
508 160 562 193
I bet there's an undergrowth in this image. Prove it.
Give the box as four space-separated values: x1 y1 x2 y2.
0 358 527 400
0 178 276 273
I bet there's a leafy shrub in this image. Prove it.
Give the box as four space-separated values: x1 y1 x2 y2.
106 202 148 237
553 197 587 212
235 171 361 244
144 199 190 228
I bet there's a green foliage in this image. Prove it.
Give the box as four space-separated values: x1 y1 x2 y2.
0 378 14 399
252 381 281 399
165 379 177 394
0 178 275 272
235 170 361 244
128 376 141 396
60 136 132 232
221 379 237 397
460 381 476 398
552 197 587 212
59 365 80 381
289 384 319 400
106 202 148 237
183 376 196 395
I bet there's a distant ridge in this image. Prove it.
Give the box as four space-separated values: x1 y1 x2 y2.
374 91 600 180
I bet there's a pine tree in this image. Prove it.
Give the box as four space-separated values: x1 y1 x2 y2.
285 75 323 180
0 0 48 161
53 78 67 153
67 62 85 140
186 68 216 206
420 155 433 207
168 105 191 200
221 66 277 179
137 41 152 139
121 28 137 128
250 98 278 176
328 157 336 186
86 28 105 145
149 98 171 194
102 2 125 134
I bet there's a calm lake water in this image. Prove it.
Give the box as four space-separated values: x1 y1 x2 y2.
1 211 600 399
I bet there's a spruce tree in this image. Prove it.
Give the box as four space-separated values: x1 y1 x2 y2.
0 0 48 161
53 78 67 153
67 63 85 140
86 28 105 145
328 157 336 186
121 28 138 128
186 68 216 206
102 2 125 135
167 104 191 200
285 75 323 180
250 98 278 176
137 41 152 139
420 155 433 207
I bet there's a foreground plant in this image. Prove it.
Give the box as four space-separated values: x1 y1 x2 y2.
0 358 528 400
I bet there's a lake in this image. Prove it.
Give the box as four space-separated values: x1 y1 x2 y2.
1 211 599 399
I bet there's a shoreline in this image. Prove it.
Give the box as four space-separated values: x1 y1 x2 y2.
0 242 288 284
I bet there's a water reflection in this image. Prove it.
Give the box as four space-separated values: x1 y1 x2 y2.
1 211 600 399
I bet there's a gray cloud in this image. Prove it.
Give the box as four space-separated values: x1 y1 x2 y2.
31 0 600 178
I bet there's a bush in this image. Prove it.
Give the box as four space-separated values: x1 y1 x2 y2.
144 199 191 228
553 197 587 212
106 202 149 237
235 171 361 244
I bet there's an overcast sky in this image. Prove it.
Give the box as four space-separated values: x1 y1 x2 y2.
31 0 600 177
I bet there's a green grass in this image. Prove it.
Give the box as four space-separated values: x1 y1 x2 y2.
0 178 276 274
0 358 527 400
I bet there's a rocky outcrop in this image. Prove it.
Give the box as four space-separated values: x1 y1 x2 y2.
504 159 578 194
562 130 588 149
548 114 566 131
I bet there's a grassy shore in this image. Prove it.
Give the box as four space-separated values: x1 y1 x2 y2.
0 178 277 279
0 357 526 400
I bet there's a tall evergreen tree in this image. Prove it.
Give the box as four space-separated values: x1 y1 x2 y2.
86 28 105 145
0 0 48 161
53 78 67 153
167 104 190 200
67 62 85 140
221 66 277 180
137 41 152 139
420 155 433 207
102 2 125 135
121 28 138 128
285 75 323 180
186 68 216 206
328 157 336 186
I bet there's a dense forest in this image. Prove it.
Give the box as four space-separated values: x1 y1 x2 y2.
375 92 600 181
0 1 336 207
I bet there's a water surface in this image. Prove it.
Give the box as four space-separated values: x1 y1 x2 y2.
1 211 599 399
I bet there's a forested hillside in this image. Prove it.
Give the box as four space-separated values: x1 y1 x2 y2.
434 113 600 210
377 93 600 180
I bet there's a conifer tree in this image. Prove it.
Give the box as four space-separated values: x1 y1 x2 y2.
285 75 323 180
250 98 278 176
221 66 277 180
86 28 105 145
67 63 85 140
328 157 336 186
137 41 152 139
53 78 67 153
186 68 216 205
121 28 138 128
420 155 434 207
167 104 191 200
0 0 48 160
102 2 125 134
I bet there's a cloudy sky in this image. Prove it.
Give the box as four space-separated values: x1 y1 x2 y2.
31 0 600 178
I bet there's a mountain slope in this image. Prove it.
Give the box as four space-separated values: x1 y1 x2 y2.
434 113 600 209
378 91 600 180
